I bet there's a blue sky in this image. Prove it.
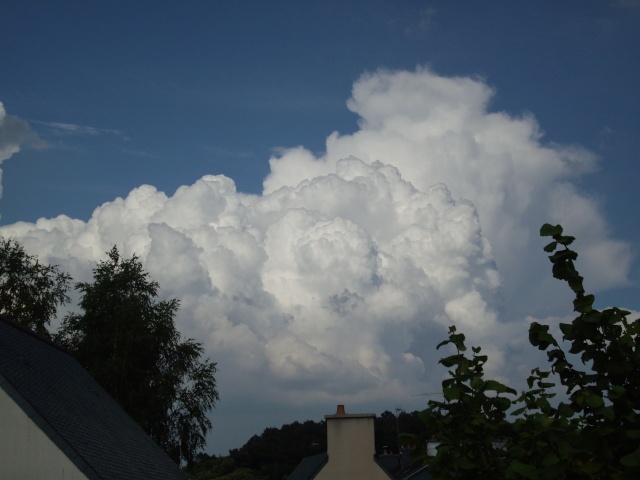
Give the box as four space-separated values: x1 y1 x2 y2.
1 0 639 455
3 1 638 229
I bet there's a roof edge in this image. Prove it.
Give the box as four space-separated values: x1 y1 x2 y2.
0 372 101 480
0 315 73 356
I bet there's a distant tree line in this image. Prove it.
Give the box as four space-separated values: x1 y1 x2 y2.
185 411 432 479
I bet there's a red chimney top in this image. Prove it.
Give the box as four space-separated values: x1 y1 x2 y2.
336 404 346 415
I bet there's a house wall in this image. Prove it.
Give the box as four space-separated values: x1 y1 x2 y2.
315 413 390 480
0 386 89 480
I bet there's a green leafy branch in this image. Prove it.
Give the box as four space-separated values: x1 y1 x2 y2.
424 224 640 479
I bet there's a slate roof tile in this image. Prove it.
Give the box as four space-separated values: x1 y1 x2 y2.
0 315 188 480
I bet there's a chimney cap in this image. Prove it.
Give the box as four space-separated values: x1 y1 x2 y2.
325 404 376 419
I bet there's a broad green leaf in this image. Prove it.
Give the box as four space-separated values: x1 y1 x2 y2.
439 354 460 368
494 396 512 411
608 385 626 400
471 377 484 390
557 235 575 246
506 460 538 479
540 223 563 237
559 323 574 336
542 453 560 467
586 392 604 409
475 354 488 364
484 379 516 395
443 385 461 401
602 407 615 422
620 447 640 467
568 278 585 295
529 322 557 350
558 402 574 418
512 406 526 416
450 332 467 351
574 294 595 314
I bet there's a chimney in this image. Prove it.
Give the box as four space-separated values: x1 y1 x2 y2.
316 405 389 479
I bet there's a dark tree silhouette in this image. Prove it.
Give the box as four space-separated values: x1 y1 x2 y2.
56 246 218 464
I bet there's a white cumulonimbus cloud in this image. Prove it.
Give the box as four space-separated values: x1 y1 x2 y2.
0 68 633 448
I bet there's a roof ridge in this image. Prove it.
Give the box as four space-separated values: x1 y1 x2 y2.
0 314 73 356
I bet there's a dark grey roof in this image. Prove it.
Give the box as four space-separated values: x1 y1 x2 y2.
376 453 431 480
0 316 188 480
376 454 403 478
286 452 327 480
376 452 432 480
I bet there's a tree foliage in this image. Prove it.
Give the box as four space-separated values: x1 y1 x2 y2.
376 409 430 454
0 237 71 336
507 224 640 479
424 224 640 479
185 455 266 480
423 327 516 479
187 411 430 479
229 419 326 478
187 420 327 480
56 246 219 464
